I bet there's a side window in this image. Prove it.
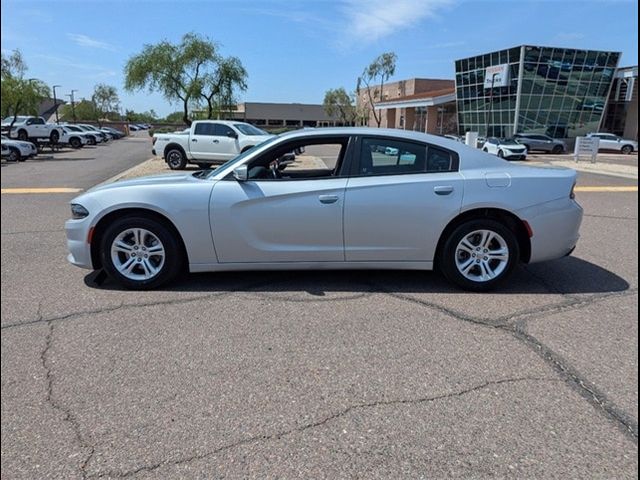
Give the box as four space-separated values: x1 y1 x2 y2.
247 138 348 180
33 118 45 125
193 123 215 136
26 118 34 125
426 146 454 172
360 138 426 175
213 124 235 137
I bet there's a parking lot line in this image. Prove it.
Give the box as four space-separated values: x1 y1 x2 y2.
575 186 638 192
1 188 83 194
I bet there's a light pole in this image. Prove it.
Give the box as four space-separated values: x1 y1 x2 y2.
66 90 78 123
485 72 499 138
52 85 61 124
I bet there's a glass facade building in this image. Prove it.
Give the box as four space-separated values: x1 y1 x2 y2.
455 45 620 139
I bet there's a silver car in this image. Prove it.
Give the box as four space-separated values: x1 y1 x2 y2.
65 128 583 291
514 133 566 154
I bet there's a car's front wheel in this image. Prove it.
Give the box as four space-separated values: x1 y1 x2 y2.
7 147 21 162
552 145 564 154
621 145 634 154
440 219 519 291
70 137 82 149
166 148 187 170
100 216 183 289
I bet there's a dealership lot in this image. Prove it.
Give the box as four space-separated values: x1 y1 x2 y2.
1 142 637 477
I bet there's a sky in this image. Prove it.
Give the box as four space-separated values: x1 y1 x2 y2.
1 0 638 117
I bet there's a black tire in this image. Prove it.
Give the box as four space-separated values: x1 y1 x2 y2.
521 144 531 153
8 147 21 162
482 147 488 152
197 163 211 169
439 219 520 292
50 130 60 144
87 136 96 146
70 137 82 149
166 148 187 170
241 145 254 153
551 145 563 154
621 145 633 154
17 129 28 141
497 150 504 158
100 215 183 290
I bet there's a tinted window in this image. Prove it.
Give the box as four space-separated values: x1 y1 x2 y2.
360 138 426 175
213 124 235 137
426 147 454 172
193 123 216 136
33 118 45 125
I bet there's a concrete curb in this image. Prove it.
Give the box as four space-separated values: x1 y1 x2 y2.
96 157 157 187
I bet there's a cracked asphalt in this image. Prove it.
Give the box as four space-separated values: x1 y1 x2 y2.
1 139 638 478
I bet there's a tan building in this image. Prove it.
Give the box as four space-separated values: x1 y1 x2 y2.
358 78 457 134
226 102 345 128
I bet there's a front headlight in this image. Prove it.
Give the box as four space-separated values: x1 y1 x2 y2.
70 203 89 219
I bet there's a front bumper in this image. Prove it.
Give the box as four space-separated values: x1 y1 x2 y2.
65 218 94 269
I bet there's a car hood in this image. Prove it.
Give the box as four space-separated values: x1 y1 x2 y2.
87 172 203 193
1 139 34 148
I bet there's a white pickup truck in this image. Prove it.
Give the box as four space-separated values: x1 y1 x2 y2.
152 120 273 169
1 116 64 143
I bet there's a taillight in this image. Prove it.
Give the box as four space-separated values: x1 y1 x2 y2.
570 181 576 199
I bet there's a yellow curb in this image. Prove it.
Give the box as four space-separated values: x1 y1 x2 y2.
575 186 638 192
1 188 83 194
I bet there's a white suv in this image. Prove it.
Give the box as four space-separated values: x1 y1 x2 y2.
586 133 637 154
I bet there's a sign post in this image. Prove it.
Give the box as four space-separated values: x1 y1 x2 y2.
574 136 599 164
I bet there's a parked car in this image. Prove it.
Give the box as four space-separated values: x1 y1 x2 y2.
1 116 63 143
482 137 527 160
100 127 125 139
128 124 140 131
78 124 108 142
59 127 88 149
514 133 566 154
586 133 637 154
444 134 463 142
66 127 582 292
1 142 9 160
1 134 38 161
63 125 100 145
152 120 273 169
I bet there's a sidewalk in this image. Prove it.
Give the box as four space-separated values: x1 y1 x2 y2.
522 158 638 180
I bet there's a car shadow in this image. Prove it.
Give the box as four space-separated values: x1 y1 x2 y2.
28 155 96 162
84 256 629 295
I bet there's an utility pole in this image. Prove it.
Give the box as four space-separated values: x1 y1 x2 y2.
52 85 61 124
66 90 78 123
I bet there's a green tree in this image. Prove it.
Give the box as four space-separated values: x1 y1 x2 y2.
198 56 247 119
125 109 158 123
163 111 185 123
323 88 357 125
124 32 217 126
92 84 120 126
60 100 97 122
0 49 50 130
356 52 397 127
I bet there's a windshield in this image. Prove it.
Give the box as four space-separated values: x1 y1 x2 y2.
233 123 268 136
205 135 280 178
3 116 28 123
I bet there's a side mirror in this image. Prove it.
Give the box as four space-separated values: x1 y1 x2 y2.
233 165 248 182
294 146 305 155
228 131 238 139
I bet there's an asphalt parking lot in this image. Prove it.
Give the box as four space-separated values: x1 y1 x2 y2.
1 138 638 478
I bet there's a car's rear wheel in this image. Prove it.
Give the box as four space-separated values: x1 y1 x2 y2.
440 219 519 292
8 147 21 162
552 145 563 154
100 216 183 289
70 137 82 149
50 130 60 144
621 145 633 154
166 148 187 170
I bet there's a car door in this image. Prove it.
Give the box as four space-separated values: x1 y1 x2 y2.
212 124 241 161
189 122 218 160
209 136 351 263
344 136 464 262
600 134 619 150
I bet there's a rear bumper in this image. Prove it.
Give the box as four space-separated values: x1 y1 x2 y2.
518 198 583 263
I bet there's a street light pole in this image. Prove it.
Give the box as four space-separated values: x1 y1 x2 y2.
52 85 61 124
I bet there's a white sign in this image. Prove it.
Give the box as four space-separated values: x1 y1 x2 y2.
574 136 599 164
465 131 478 148
484 64 510 88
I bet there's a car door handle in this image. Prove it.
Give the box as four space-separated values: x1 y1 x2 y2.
434 185 454 195
192 138 198 142
213 139 219 143
318 195 339 204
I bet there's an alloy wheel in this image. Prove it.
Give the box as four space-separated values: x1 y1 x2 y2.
454 229 509 282
110 228 166 281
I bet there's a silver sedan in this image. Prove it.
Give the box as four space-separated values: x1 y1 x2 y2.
65 128 583 291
